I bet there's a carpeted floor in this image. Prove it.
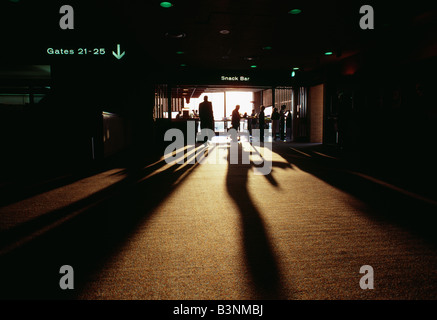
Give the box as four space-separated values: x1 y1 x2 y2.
1 142 437 299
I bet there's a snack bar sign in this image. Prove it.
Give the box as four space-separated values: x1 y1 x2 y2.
221 76 250 82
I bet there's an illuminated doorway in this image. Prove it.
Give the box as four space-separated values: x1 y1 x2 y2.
165 85 295 140
185 90 255 132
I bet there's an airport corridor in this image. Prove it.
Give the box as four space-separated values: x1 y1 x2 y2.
1 142 437 300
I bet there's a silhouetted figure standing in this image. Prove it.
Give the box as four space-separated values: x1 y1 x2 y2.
199 96 214 142
249 109 256 136
271 107 280 141
259 106 265 143
279 105 286 141
286 110 292 141
232 105 241 131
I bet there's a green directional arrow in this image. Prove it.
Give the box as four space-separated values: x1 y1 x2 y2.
112 44 125 60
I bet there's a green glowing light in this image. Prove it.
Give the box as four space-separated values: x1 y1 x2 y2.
324 51 333 56
160 2 173 8
263 46 272 50
293 67 300 70
289 9 302 15
180 64 187 67
250 65 257 68
291 71 296 77
176 51 184 54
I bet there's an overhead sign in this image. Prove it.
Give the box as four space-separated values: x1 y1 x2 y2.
221 76 250 82
112 44 126 60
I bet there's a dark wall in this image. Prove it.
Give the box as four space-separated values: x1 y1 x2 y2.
321 53 437 176
0 58 157 180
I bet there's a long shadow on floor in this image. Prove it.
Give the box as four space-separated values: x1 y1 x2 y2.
0 144 205 299
225 142 292 299
279 145 437 250
0 147 167 209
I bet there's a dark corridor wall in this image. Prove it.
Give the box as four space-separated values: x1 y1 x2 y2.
322 55 437 177
0 61 155 181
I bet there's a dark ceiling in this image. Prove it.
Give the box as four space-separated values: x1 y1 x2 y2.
101 0 437 73
90 0 437 72
1 0 437 76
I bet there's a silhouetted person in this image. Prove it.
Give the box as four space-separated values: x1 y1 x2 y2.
271 107 280 141
286 110 292 140
249 109 256 136
232 105 241 131
279 105 286 141
337 91 351 149
199 96 214 142
259 106 265 143
192 109 199 132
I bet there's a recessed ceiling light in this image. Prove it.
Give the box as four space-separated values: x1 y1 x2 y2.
220 29 230 35
324 51 333 56
160 2 173 8
289 9 302 15
165 32 186 39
